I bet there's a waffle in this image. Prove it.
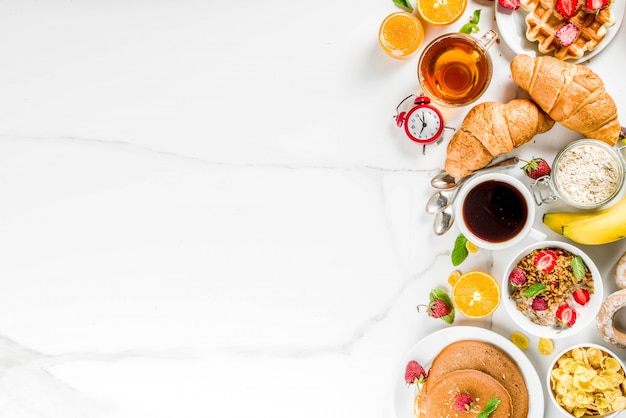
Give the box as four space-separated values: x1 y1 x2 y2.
521 0 616 60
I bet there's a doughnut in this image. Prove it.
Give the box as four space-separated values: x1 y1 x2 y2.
597 289 626 349
616 251 626 290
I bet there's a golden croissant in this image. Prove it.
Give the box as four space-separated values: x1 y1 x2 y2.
444 99 554 178
510 54 620 145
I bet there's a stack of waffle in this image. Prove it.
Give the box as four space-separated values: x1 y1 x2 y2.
521 0 616 60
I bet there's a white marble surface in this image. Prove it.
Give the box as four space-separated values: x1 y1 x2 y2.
1 1 626 417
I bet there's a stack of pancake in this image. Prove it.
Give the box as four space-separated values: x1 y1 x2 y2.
414 340 529 418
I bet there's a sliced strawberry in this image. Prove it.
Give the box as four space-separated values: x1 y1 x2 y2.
556 303 577 327
573 288 591 306
533 249 558 273
587 0 608 11
556 0 580 18
499 0 521 10
556 23 580 47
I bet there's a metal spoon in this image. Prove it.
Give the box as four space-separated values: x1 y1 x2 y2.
425 187 460 214
433 206 455 235
430 156 520 190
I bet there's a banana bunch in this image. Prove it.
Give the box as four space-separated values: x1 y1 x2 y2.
543 194 626 245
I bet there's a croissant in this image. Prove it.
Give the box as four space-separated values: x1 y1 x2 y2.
511 54 620 145
444 99 554 178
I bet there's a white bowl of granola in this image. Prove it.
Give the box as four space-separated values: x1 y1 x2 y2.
502 241 603 339
547 344 626 417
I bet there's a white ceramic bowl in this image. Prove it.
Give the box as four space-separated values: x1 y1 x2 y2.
547 343 626 417
501 240 603 339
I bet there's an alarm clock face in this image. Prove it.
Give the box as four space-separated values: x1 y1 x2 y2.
405 106 443 143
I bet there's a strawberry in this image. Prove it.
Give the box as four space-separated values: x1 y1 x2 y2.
587 0 608 11
532 296 549 311
521 157 551 180
555 22 580 47
405 360 427 385
417 288 455 324
499 0 521 10
508 267 527 286
428 299 452 319
454 393 475 412
556 303 577 327
556 0 580 18
533 249 558 273
573 288 591 306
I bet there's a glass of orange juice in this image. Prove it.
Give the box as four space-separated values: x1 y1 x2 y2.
378 12 424 59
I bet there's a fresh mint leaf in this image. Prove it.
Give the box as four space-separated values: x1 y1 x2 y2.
477 398 500 418
571 256 586 281
459 9 481 33
429 288 455 324
522 283 547 298
451 234 469 266
459 23 478 34
470 9 482 24
393 0 413 12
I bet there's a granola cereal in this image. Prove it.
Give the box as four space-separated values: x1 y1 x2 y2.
509 247 594 328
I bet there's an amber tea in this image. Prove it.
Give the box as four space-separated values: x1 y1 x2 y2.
418 31 495 107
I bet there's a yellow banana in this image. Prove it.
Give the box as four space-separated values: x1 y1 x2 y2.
543 212 594 234
557 194 626 245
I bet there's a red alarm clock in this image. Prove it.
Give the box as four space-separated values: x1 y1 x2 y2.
395 95 445 144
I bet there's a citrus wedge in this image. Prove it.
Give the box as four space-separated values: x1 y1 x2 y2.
452 270 500 318
416 0 468 26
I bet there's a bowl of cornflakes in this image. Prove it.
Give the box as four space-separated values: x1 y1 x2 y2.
547 344 626 417
502 241 603 339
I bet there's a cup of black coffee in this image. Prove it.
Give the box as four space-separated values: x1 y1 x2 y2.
454 173 546 250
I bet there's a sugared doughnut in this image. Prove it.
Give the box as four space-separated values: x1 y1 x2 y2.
597 289 626 349
616 251 626 290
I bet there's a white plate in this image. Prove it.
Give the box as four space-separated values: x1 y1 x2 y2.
495 0 626 64
393 326 544 418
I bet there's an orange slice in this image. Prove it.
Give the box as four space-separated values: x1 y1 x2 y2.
416 0 468 26
378 12 424 59
452 270 500 318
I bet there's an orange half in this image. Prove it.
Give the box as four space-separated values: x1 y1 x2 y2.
416 0 468 26
452 271 501 318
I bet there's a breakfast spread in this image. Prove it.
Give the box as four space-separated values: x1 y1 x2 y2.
510 54 621 145
444 99 554 178
549 346 626 415
414 339 529 418
384 0 626 415
521 0 616 60
508 246 594 328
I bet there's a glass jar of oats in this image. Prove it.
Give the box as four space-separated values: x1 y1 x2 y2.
530 139 626 209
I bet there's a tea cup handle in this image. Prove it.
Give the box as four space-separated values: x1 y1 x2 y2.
477 30 497 50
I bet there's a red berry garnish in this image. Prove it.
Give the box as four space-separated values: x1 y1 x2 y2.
534 250 558 273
